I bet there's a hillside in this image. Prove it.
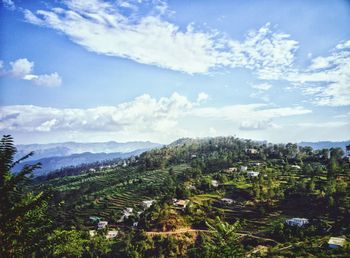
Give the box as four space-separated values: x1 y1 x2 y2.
27 136 350 256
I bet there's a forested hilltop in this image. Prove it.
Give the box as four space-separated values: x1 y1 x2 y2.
1 135 350 257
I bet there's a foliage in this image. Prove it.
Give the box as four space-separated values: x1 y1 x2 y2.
0 135 52 257
190 217 243 258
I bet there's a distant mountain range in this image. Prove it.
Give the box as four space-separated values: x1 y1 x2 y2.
15 141 161 161
13 149 148 176
14 141 162 176
298 140 350 152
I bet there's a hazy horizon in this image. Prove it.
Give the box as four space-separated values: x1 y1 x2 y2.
11 136 350 146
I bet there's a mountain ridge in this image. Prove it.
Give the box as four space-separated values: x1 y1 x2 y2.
15 140 162 161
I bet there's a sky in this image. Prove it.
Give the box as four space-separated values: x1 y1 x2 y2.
0 0 349 144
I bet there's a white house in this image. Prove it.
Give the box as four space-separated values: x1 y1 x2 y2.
328 237 346 249
221 198 234 205
226 167 238 173
173 199 189 210
247 171 260 177
118 208 134 222
240 166 248 172
211 180 219 187
106 230 118 239
285 218 309 227
142 200 155 210
98 221 108 229
291 165 301 170
124 208 133 218
246 148 258 154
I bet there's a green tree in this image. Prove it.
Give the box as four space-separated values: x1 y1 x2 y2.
0 135 51 257
45 229 87 257
87 234 112 257
204 217 243 258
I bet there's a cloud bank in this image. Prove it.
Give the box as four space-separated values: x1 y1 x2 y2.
0 92 313 142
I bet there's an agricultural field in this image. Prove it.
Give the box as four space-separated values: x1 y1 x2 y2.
33 164 190 227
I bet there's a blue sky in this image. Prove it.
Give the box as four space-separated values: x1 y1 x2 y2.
0 0 349 144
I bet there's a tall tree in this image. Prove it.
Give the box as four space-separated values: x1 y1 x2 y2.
0 135 50 257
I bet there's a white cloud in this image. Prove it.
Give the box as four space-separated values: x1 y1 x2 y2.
191 104 311 122
17 0 350 107
309 56 330 70
228 24 299 80
36 119 58 132
197 92 209 103
295 121 349 128
10 58 34 78
285 41 350 106
249 91 270 102
2 0 15 10
23 1 298 75
31 73 62 87
251 83 272 90
239 120 273 131
0 92 194 133
0 92 312 143
4 58 62 87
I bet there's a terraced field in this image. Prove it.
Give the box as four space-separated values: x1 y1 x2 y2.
36 164 190 227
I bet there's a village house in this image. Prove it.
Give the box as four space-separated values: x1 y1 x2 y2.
221 198 234 205
240 166 248 172
118 208 134 222
211 180 219 187
251 162 262 166
173 199 189 210
89 216 101 223
247 171 260 178
246 148 258 154
291 165 301 170
328 237 346 249
191 154 197 159
106 230 118 239
226 167 238 173
285 218 309 227
89 229 119 239
123 208 133 218
98 221 108 229
89 168 96 172
141 200 155 210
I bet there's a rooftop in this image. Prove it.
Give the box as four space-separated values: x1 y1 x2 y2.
328 237 346 247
